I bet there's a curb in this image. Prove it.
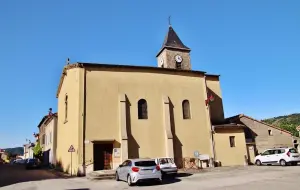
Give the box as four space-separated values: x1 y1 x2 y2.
46 168 72 178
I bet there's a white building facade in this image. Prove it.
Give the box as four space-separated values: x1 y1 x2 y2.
38 113 58 166
23 143 34 159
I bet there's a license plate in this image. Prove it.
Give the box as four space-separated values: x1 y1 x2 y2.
141 169 153 173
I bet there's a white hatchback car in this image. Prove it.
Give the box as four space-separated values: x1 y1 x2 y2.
254 147 300 166
115 159 162 186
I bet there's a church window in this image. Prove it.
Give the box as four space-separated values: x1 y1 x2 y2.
65 94 68 122
182 100 191 119
138 99 148 119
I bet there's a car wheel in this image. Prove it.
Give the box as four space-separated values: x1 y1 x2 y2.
157 179 163 185
280 159 286 166
255 160 262 166
127 175 133 186
115 172 119 181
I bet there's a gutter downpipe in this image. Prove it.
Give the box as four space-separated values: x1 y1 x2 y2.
82 67 87 176
204 76 216 167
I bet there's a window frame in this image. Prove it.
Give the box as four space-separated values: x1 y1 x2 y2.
138 99 148 119
176 62 182 69
229 136 235 147
182 100 191 119
64 94 68 123
268 129 272 136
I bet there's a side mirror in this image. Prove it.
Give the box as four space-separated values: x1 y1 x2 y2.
119 164 122 167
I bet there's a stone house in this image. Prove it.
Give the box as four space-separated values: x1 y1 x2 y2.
226 114 296 164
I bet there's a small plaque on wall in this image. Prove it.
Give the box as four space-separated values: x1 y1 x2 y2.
113 148 121 158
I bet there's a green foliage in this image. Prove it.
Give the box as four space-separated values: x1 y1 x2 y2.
4 147 23 156
262 113 300 137
33 142 42 158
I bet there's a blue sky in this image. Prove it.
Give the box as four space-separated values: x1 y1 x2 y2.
0 0 299 148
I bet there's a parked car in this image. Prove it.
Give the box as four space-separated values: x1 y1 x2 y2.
25 158 40 169
255 147 300 166
15 159 27 165
115 159 162 186
154 157 177 178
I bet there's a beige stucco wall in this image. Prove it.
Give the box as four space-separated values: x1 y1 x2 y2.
56 68 84 175
240 117 294 153
84 67 214 168
205 76 224 124
39 125 46 150
214 128 247 166
23 145 34 159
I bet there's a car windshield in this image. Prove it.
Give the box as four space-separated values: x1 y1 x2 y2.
289 148 298 153
134 161 156 167
159 158 174 164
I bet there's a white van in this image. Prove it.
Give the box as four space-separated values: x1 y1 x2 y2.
154 157 178 177
254 147 300 166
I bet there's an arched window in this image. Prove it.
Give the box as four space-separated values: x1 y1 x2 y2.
138 99 148 119
182 100 191 119
65 95 68 121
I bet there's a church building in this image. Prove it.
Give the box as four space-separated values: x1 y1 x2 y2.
55 25 248 175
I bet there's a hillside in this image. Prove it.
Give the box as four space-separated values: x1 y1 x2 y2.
262 113 300 137
4 147 24 156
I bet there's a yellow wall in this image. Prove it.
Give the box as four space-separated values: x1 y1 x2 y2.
56 67 84 175
206 76 224 124
214 128 247 166
84 67 214 166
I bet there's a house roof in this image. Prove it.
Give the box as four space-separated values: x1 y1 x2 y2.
37 113 57 128
226 114 293 135
56 62 210 98
213 123 245 129
205 74 221 78
156 26 190 57
213 123 258 136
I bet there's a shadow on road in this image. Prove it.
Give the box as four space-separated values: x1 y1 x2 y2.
136 174 185 186
136 178 181 187
177 172 193 178
0 164 64 188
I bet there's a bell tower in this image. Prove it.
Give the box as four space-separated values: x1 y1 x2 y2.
156 25 191 70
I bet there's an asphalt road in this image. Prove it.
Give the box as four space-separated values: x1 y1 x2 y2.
1 165 300 190
0 164 59 188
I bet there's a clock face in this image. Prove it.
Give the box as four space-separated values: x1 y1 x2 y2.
175 55 183 63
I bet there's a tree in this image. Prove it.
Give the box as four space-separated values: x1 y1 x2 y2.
33 142 42 159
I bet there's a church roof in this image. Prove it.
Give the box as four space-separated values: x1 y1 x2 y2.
157 26 190 56
56 62 209 98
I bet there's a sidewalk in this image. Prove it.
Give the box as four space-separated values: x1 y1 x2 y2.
46 168 72 178
178 165 253 174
